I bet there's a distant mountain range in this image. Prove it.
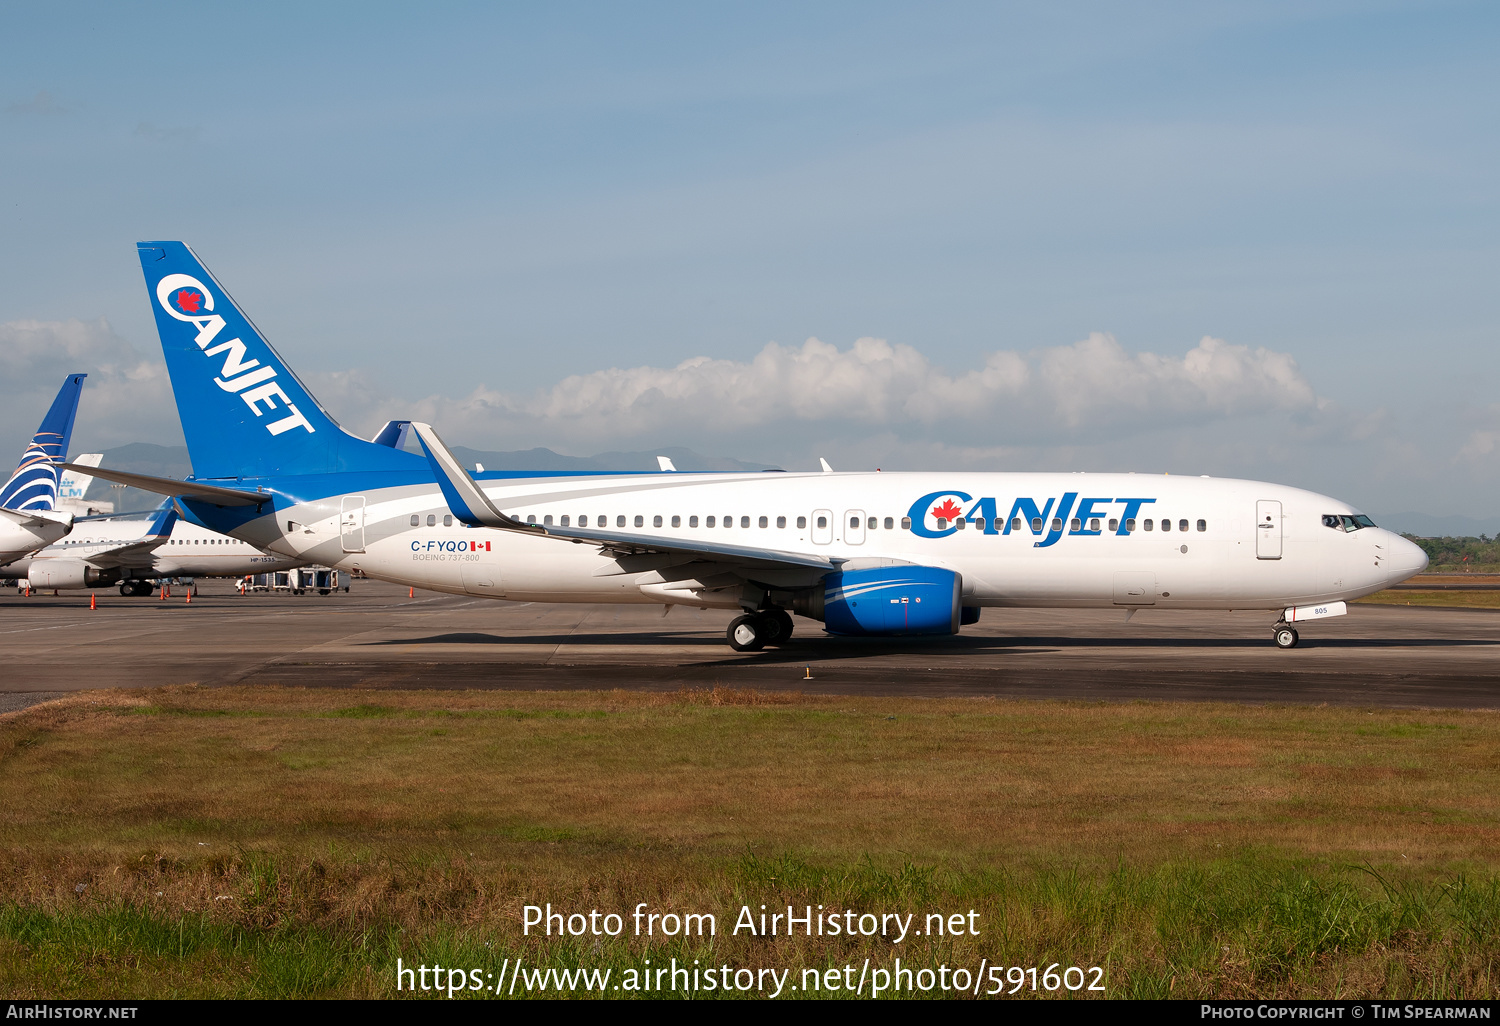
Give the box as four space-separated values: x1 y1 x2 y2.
1370 512 1500 540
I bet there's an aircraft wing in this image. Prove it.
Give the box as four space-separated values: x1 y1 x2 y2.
0 507 72 530
410 422 839 579
78 505 179 570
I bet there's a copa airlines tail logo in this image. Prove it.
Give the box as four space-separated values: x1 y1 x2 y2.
154 272 315 437
908 490 1158 548
0 434 62 511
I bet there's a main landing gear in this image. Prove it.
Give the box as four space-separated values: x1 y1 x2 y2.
726 609 795 652
1273 623 1300 649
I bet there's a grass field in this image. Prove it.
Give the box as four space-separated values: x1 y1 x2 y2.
3 685 1499 999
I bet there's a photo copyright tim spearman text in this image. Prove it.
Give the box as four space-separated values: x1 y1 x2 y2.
392 903 1107 997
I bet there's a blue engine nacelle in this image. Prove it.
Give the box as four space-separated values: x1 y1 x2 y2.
819 566 962 637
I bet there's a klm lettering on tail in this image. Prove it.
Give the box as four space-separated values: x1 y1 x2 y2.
155 274 315 436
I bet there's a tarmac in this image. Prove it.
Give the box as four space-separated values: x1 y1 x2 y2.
1 579 1497 712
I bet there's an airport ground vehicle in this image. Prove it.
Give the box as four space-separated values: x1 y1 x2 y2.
241 567 344 595
74 242 1428 650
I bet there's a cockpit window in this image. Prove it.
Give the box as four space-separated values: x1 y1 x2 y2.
1354 515 1376 528
1323 513 1377 532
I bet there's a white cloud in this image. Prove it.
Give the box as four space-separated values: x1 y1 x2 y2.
0 319 178 452
355 332 1320 450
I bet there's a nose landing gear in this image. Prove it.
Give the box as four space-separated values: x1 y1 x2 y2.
1273 623 1300 649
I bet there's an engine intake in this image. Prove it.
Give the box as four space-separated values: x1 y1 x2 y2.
792 566 963 637
28 561 111 590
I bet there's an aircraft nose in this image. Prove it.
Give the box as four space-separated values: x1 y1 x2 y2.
1386 533 1429 581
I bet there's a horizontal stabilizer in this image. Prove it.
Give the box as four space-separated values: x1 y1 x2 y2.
59 464 271 508
0 506 72 530
409 423 545 534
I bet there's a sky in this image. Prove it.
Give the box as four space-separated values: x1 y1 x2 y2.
1 1 1497 518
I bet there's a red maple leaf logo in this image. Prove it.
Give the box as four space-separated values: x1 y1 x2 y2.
931 498 964 522
175 289 203 313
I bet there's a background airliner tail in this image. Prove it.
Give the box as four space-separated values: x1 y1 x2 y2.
0 373 87 511
137 242 423 480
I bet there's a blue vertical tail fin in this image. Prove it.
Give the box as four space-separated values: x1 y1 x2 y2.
137 242 424 480
0 373 86 511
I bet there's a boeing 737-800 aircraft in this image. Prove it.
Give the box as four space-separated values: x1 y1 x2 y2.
0 501 307 593
74 242 1427 651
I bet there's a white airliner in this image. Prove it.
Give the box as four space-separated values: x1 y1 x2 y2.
1 503 307 594
0 374 86 565
75 242 1428 650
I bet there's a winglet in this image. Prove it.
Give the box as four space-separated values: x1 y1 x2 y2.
656 455 677 472
819 457 834 473
409 423 545 533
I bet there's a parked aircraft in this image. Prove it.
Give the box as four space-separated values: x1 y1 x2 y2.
0 375 86 565
75 242 1428 650
1 501 307 594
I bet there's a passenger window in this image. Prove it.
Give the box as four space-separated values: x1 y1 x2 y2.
1125 518 1135 531
901 517 911 529
1144 519 1153 531
866 517 876 530
617 515 626 528
1196 519 1206 532
561 515 570 527
1108 518 1118 532
690 516 699 527
579 515 589 527
817 516 827 529
1178 519 1188 532
884 517 893 530
797 516 807 529
777 516 786 528
634 515 644 527
955 517 966 530
1050 518 1062 532
1030 517 1042 532
936 518 948 530
410 514 419 527
850 516 859 529
725 515 734 528
541 515 551 526
740 516 749 528
1161 519 1171 532
671 515 680 528
653 515 663 528
706 516 716 528
1070 518 1081 532
759 516 768 528
1090 518 1100 532
974 517 986 530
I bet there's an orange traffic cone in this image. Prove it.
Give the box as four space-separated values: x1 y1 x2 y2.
409 586 414 598
185 590 191 604
90 592 96 610
159 584 166 600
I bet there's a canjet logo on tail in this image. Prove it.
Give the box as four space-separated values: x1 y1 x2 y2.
908 491 1158 547
154 273 316 437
